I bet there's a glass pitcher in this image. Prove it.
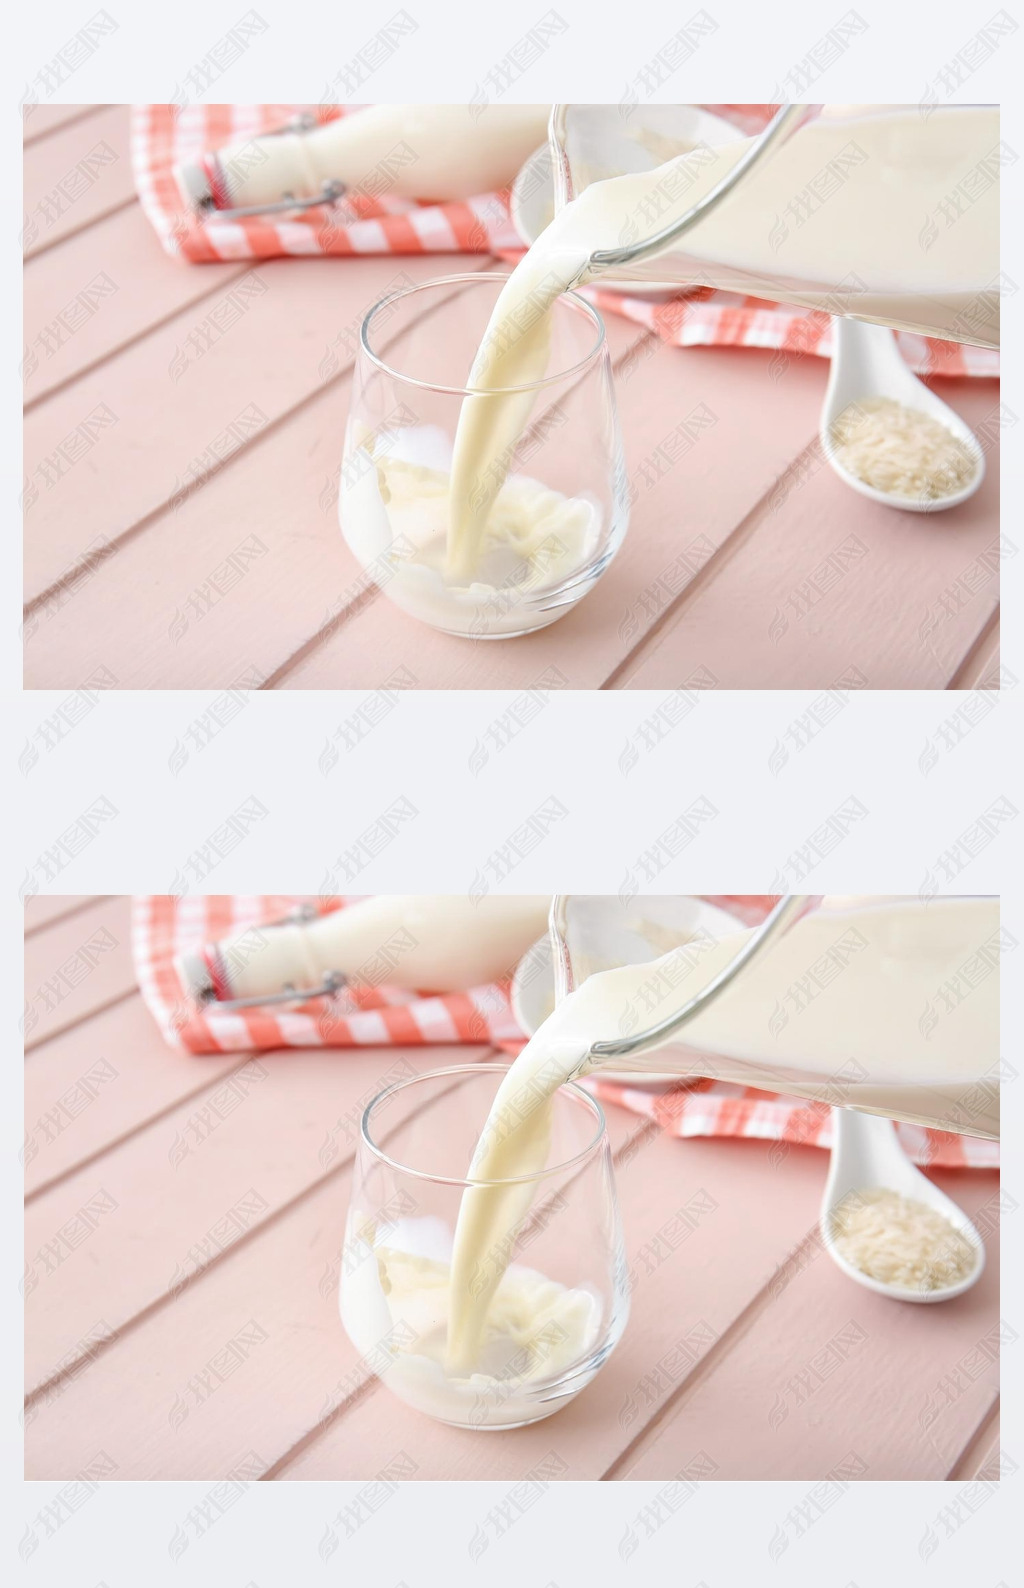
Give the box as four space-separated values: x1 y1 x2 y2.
546 895 1001 1139
541 104 1001 347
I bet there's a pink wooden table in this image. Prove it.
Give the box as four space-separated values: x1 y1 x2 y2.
24 107 1001 692
24 897 1001 1480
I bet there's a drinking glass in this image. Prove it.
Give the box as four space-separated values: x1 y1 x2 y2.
340 274 630 638
340 1063 629 1428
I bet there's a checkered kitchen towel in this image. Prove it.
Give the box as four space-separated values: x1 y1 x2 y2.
132 893 523 1053
132 895 997 1170
130 104 999 379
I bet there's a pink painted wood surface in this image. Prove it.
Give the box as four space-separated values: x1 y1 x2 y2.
613 1170 1001 1481
280 1130 826 1481
24 208 243 406
24 996 241 1197
950 616 1001 690
25 1034 496 1396
24 895 135 1049
23 105 138 259
23 109 1001 690
23 900 1001 1480
23 255 492 608
23 105 109 144
24 895 103 933
951 1408 1001 1479
615 382 1001 692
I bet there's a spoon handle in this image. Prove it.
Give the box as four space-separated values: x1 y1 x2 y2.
826 1106 921 1207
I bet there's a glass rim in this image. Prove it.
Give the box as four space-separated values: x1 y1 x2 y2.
359 1060 608 1187
358 271 607 397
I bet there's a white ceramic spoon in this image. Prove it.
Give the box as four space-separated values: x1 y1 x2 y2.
820 316 985 512
820 1107 985 1303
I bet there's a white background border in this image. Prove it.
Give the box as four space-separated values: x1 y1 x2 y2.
6 1 1021 1581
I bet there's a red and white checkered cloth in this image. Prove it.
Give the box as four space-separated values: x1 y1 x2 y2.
130 104 522 263
132 894 522 1053
132 895 997 1170
130 104 999 379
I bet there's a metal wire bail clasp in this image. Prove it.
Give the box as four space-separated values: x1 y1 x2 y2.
202 113 347 221
195 902 347 1010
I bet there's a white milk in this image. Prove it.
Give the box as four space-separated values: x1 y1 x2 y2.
177 894 551 1002
341 440 601 638
176 104 551 211
447 105 1000 581
341 1226 603 1428
446 897 999 1374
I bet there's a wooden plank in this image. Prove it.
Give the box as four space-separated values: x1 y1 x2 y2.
19 413 362 692
24 205 244 407
23 106 107 145
24 1045 495 1399
24 316 826 691
24 1044 494 1476
22 260 500 688
23 1082 637 1476
949 617 1001 690
276 339 828 690
25 1152 359 1478
24 895 100 934
613 379 1001 691
24 897 135 1050
277 1132 826 1480
614 1170 1000 1480
23 252 477 604
25 994 242 1198
23 105 136 258
950 1407 1001 1479
24 1076 1001 1482
23 371 353 688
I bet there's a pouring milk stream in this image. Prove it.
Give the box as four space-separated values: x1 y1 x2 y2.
327 896 1000 1409
444 895 999 1373
446 105 1000 582
337 105 999 631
